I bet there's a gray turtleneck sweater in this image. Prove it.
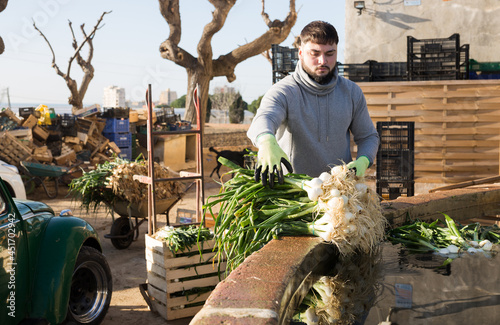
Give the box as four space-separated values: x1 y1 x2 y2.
247 60 379 177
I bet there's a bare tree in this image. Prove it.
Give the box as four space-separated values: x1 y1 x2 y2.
158 0 297 124
0 0 8 55
33 11 111 111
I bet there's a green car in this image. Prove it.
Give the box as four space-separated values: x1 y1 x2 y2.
0 177 112 324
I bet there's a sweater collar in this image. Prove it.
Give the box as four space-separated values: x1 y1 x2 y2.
293 60 338 95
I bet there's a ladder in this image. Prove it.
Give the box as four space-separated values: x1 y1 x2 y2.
134 84 205 235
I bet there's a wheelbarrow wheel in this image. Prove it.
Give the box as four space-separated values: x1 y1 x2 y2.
21 175 36 195
110 217 134 249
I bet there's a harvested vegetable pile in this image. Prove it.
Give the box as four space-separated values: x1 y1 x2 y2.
203 158 387 273
153 225 213 253
108 160 183 204
69 157 184 212
293 249 382 325
387 213 500 257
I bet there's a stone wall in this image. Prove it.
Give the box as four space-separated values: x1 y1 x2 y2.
203 130 253 148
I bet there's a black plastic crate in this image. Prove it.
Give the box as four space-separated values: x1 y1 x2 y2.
61 126 77 137
376 180 415 200
371 62 407 81
407 34 469 81
408 33 461 56
377 122 415 151
60 114 76 128
271 44 299 72
377 150 414 181
377 121 415 186
273 71 291 84
101 107 130 119
19 107 36 118
339 62 371 82
339 61 407 82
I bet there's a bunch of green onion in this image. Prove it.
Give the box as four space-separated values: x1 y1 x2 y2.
154 225 213 253
202 158 387 273
387 213 500 257
293 249 382 325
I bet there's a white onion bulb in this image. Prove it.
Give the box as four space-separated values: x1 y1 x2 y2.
319 172 331 183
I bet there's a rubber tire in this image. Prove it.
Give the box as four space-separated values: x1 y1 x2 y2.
66 246 112 325
110 216 134 250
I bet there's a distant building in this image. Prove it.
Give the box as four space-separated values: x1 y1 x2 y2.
159 88 178 105
214 86 236 94
103 86 126 108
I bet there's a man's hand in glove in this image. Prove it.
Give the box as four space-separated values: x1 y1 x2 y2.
255 133 293 187
347 156 370 177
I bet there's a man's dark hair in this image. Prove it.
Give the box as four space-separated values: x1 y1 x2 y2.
300 20 339 45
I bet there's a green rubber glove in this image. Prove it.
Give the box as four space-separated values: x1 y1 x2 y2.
255 133 293 187
347 156 370 177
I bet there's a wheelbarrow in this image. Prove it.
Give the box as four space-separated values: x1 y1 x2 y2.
20 161 72 199
104 182 194 249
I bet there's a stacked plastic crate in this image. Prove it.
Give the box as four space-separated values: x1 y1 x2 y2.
271 44 299 84
407 33 469 81
376 122 415 200
102 112 132 161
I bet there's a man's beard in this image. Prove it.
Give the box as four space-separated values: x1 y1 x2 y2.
302 60 336 85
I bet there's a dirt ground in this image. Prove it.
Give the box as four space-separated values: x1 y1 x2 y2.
34 179 223 325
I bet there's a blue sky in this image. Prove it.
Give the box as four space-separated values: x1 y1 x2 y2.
0 0 345 106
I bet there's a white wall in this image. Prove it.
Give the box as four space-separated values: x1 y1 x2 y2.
344 0 500 64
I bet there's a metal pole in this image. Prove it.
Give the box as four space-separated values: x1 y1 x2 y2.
146 84 156 234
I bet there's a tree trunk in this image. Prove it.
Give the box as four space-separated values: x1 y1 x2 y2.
184 67 210 125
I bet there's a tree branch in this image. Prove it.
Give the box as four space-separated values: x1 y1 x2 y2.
213 0 297 81
67 11 110 76
33 21 66 79
197 0 236 67
158 0 196 68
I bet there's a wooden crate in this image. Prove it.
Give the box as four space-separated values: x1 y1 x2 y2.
0 132 32 165
145 235 226 321
22 115 38 129
0 108 22 125
33 146 53 163
1 128 33 141
33 125 49 141
54 143 76 165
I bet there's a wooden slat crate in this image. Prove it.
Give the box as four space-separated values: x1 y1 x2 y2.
54 143 76 166
22 115 38 129
0 132 32 165
0 108 22 125
33 146 53 163
1 128 33 141
145 235 226 321
33 125 49 141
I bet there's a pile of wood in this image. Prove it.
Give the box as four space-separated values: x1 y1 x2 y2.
0 107 124 168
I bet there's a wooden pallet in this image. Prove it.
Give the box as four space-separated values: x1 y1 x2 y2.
145 235 225 321
0 132 33 165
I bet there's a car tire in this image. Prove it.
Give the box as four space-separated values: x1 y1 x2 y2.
110 216 134 250
66 246 112 325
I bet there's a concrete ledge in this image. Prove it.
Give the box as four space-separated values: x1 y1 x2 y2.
190 236 337 325
382 185 500 226
191 185 500 324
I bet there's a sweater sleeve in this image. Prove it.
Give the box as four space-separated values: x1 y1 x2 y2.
349 85 379 165
247 81 290 146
